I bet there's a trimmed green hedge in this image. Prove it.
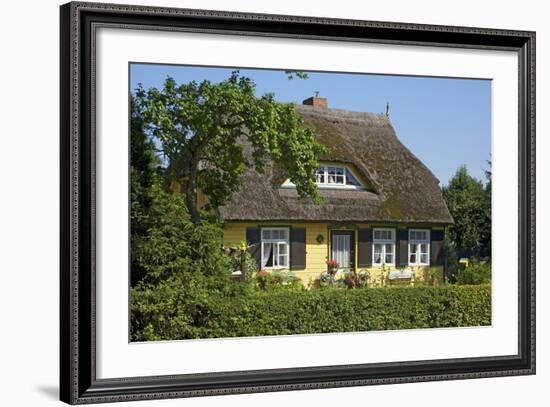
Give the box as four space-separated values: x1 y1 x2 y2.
132 285 491 341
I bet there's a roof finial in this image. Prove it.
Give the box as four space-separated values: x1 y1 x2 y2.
385 101 391 119
314 90 320 98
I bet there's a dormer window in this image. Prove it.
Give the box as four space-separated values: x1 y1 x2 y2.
282 163 365 190
315 165 362 188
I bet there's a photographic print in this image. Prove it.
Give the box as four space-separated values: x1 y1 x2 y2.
60 3 535 402
129 64 492 342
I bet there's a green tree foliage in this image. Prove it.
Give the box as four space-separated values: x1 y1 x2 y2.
129 208 242 340
480 160 492 257
130 98 162 285
130 98 232 288
442 234 459 283
134 71 326 222
129 150 244 338
130 99 247 337
442 165 491 258
284 70 309 80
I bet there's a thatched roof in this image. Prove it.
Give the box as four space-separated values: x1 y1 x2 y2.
217 103 453 224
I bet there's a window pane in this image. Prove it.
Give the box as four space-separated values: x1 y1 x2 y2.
410 230 428 242
385 252 393 264
263 243 274 267
327 166 344 184
315 167 325 184
410 253 416 263
273 243 279 264
345 169 361 186
374 244 382 263
374 229 395 243
279 243 287 255
262 229 271 240
385 243 394 254
420 243 428 254
420 254 428 264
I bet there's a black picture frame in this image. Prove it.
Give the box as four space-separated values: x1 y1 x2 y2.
60 1 536 404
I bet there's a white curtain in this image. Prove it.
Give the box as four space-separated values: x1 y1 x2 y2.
261 243 272 268
332 235 350 268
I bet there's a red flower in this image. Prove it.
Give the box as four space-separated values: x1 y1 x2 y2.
325 259 338 266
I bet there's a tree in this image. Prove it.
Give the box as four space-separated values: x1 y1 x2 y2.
442 166 489 258
134 71 326 223
479 160 492 257
130 97 161 285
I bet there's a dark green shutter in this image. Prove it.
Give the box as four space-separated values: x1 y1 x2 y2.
290 227 306 270
431 229 445 266
397 228 408 266
357 229 372 267
246 227 262 269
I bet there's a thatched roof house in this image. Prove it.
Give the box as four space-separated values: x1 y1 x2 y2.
220 96 453 285
219 99 453 225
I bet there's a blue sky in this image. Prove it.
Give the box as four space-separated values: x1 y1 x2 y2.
130 64 491 186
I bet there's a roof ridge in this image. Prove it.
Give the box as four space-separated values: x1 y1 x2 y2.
295 104 390 123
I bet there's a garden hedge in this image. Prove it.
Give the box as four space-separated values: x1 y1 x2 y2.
132 284 491 341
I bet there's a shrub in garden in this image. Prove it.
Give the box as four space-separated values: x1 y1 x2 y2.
134 284 491 340
254 269 303 291
214 284 491 338
455 262 491 285
129 187 240 341
225 240 258 280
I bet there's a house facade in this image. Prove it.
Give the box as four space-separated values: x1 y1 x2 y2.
219 96 453 286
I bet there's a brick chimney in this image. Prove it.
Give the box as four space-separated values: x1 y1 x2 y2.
302 96 328 109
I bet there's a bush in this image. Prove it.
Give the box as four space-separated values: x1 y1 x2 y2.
225 241 258 280
132 284 491 340
455 262 491 285
254 269 303 291
129 188 239 341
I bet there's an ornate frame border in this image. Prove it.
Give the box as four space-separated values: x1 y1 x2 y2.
60 2 536 404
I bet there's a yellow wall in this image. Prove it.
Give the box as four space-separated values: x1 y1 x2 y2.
223 222 444 288
223 222 329 286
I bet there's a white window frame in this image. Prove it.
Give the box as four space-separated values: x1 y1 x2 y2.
372 228 396 266
283 164 364 190
408 229 431 266
260 227 290 269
